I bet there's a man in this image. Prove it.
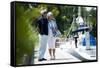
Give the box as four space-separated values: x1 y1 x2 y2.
74 33 78 48
36 9 48 61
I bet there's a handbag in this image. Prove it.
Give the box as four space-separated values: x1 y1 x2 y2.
53 30 61 37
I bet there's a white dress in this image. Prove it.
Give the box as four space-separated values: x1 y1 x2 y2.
48 20 56 49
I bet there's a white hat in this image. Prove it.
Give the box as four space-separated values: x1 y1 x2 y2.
40 9 47 14
47 12 53 17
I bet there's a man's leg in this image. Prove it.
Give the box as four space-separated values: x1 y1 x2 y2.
39 35 48 60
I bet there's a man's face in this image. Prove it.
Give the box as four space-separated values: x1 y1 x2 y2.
42 12 47 18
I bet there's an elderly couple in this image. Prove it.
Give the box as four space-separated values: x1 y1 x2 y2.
37 9 60 61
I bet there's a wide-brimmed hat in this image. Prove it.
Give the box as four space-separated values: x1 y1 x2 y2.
40 9 47 14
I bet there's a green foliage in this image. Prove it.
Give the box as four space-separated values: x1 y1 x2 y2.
81 7 97 37
15 3 40 65
51 7 60 17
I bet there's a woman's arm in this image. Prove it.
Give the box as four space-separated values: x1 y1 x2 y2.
54 22 58 31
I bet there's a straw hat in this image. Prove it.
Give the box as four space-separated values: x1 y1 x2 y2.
40 9 47 14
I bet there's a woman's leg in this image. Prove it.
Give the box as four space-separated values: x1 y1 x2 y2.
49 49 52 59
52 37 56 59
53 49 55 59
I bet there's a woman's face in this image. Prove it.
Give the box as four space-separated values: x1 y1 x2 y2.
48 15 53 20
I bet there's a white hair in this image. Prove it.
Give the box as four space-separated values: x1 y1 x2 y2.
47 12 53 17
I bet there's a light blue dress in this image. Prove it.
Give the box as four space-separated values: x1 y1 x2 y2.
48 20 57 49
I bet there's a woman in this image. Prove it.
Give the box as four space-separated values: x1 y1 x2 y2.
47 12 58 60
